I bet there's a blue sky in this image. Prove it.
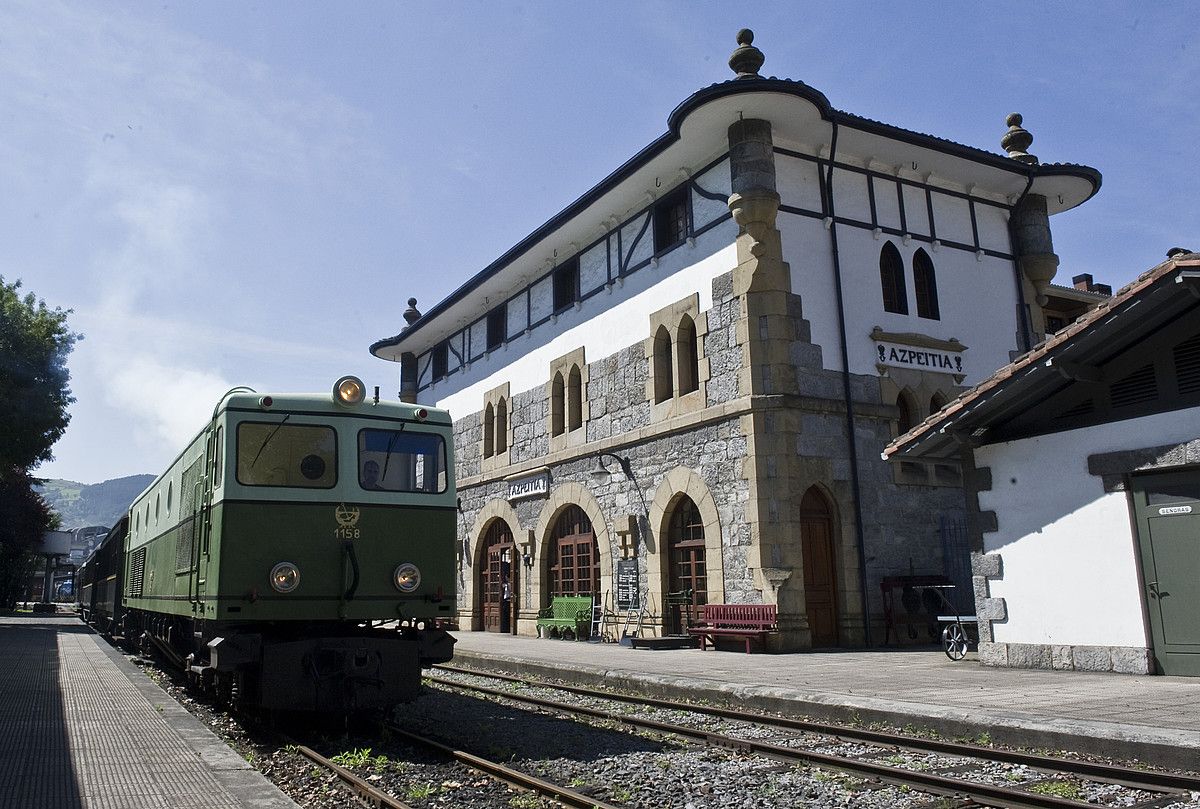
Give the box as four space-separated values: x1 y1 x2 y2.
4 2 1196 485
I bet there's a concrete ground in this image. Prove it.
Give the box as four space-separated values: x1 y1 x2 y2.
0 614 298 809
448 631 1200 770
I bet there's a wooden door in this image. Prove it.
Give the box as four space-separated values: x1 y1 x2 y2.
480 520 515 633
1131 472 1200 676
667 496 707 634
550 506 598 598
800 487 839 647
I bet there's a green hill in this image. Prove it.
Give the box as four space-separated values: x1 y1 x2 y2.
37 474 154 531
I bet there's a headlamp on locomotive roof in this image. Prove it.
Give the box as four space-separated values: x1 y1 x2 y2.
269 561 300 593
393 562 421 593
333 375 366 406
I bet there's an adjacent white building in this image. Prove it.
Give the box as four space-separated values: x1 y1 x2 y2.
887 250 1200 675
372 30 1104 648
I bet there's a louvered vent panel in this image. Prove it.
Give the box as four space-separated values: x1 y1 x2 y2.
174 530 194 573
1174 334 1200 395
1055 399 1095 420
129 547 147 598
1109 364 1158 409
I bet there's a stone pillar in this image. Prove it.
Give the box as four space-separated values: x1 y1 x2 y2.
1010 193 1059 339
398 297 422 404
727 118 812 650
1001 114 1060 342
399 352 418 404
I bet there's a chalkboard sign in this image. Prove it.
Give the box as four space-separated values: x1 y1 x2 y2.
616 559 639 610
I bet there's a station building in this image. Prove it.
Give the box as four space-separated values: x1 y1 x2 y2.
886 250 1200 676
370 31 1104 649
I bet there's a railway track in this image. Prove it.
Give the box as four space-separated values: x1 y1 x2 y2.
282 720 623 809
430 664 1200 809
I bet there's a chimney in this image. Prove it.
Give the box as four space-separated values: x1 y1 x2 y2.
1072 273 1093 291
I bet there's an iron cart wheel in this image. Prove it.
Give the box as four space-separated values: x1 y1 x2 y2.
942 621 970 660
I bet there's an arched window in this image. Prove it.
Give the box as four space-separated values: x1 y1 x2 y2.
567 365 583 432
549 506 599 599
550 372 565 436
677 315 699 395
666 495 707 634
880 242 908 315
653 325 673 403
930 392 948 415
897 389 918 435
913 249 939 319
482 402 495 458
495 398 508 454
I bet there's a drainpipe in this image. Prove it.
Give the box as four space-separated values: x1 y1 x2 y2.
823 121 873 647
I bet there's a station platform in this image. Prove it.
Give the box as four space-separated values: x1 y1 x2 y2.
0 614 298 809
448 631 1200 770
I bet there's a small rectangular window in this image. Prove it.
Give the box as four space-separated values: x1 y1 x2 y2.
553 259 578 312
486 306 506 351
653 186 689 253
236 422 337 489
213 426 223 487
358 429 448 494
431 342 448 379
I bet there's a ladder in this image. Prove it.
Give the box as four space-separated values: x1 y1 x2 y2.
619 597 649 646
589 592 605 641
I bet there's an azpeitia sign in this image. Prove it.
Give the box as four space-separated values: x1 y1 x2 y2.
506 471 549 502
875 340 964 375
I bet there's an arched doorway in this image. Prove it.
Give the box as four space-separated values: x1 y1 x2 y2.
480 519 517 633
800 487 839 647
548 506 599 599
666 495 707 634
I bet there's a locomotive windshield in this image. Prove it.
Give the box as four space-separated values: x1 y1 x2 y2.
236 422 338 488
358 428 447 493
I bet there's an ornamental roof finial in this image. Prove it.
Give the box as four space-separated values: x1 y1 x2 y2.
402 297 421 327
728 28 764 79
1001 112 1038 165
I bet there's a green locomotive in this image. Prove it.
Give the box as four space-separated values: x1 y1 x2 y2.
120 376 456 712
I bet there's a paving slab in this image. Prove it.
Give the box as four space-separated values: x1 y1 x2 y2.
448 631 1200 770
0 615 297 809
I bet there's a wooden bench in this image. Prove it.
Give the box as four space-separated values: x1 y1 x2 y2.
536 595 593 640
687 604 777 653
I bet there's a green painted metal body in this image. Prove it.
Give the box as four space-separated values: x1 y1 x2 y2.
122 390 457 630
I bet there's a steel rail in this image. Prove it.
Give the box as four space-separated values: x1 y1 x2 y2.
381 720 623 809
435 664 1200 794
289 741 415 809
429 674 1183 809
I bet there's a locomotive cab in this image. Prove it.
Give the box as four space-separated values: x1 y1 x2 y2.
120 377 457 713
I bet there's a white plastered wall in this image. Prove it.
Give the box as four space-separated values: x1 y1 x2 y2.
431 223 737 417
780 217 1021 384
974 408 1200 649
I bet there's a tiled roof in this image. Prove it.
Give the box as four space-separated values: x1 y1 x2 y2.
884 252 1200 460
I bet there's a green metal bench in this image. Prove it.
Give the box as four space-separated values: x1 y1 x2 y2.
536 595 593 640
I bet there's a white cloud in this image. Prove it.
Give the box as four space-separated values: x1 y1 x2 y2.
101 354 232 452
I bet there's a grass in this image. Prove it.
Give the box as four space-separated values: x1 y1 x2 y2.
405 782 438 800
1029 780 1083 800
330 747 390 772
507 794 542 809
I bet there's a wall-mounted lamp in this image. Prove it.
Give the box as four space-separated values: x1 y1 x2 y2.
522 552 533 568
590 452 636 484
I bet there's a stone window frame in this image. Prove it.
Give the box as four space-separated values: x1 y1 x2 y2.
645 293 710 423
548 347 588 454
480 382 513 473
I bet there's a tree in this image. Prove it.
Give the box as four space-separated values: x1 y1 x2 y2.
0 276 78 474
0 469 60 608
